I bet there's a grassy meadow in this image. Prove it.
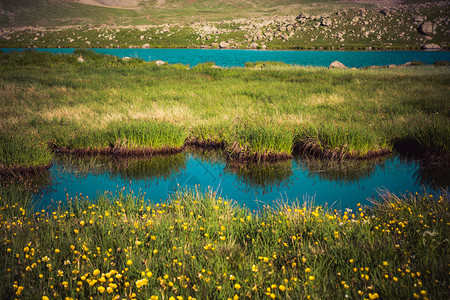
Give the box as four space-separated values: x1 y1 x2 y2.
0 50 449 171
0 184 448 299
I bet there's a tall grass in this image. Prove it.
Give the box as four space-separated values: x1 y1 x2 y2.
0 126 52 171
0 51 449 168
50 120 187 151
295 123 390 158
0 188 448 299
229 120 294 157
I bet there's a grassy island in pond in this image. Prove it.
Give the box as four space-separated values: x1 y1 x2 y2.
0 185 448 299
0 50 449 174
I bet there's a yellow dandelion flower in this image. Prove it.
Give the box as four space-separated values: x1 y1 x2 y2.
234 283 241 289
98 286 105 293
126 260 133 265
309 276 315 281
279 285 286 291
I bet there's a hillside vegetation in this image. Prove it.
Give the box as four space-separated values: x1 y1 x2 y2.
0 0 448 49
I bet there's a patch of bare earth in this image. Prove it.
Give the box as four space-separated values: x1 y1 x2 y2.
74 0 141 8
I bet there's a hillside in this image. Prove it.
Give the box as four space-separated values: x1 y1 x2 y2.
0 0 448 50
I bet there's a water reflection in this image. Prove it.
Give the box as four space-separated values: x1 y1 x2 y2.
295 155 389 185
413 161 450 190
224 161 293 193
53 154 187 181
9 150 447 212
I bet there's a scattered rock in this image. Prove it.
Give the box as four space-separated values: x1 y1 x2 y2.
329 61 348 69
219 41 230 48
418 22 434 35
336 9 347 16
122 57 132 61
249 42 258 49
296 13 310 20
413 16 425 23
321 18 332 27
142 43 150 48
398 62 412 68
155 60 165 66
422 43 441 50
380 8 390 16
77 56 85 63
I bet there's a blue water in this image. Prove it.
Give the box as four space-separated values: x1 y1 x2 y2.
2 48 450 68
34 153 445 212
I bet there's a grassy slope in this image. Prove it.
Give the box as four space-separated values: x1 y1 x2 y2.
0 51 449 168
0 0 335 26
1 1 448 49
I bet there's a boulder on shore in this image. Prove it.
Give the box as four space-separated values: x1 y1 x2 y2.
249 42 258 49
155 60 165 66
422 43 441 50
142 43 150 48
329 61 348 69
219 41 230 49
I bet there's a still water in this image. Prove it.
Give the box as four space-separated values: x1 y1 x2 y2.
2 48 450 68
33 151 447 212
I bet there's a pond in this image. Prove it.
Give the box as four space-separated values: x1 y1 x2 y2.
32 151 447 212
2 48 450 67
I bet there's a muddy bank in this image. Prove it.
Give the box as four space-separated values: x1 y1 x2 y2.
52 145 183 157
293 140 392 160
394 139 450 164
0 164 51 179
184 138 226 150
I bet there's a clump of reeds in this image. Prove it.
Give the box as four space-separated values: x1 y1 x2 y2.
294 124 391 159
226 120 294 163
0 126 52 177
185 123 230 149
51 120 187 156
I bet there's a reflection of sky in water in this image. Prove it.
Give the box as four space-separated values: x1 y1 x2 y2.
34 154 442 212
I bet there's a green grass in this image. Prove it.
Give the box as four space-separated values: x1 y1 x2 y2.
0 125 52 171
0 51 449 169
229 120 294 158
0 185 448 299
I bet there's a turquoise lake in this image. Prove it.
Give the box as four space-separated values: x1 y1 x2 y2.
33 152 447 212
2 48 450 67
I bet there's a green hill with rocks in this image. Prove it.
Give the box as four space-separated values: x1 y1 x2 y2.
0 0 448 49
